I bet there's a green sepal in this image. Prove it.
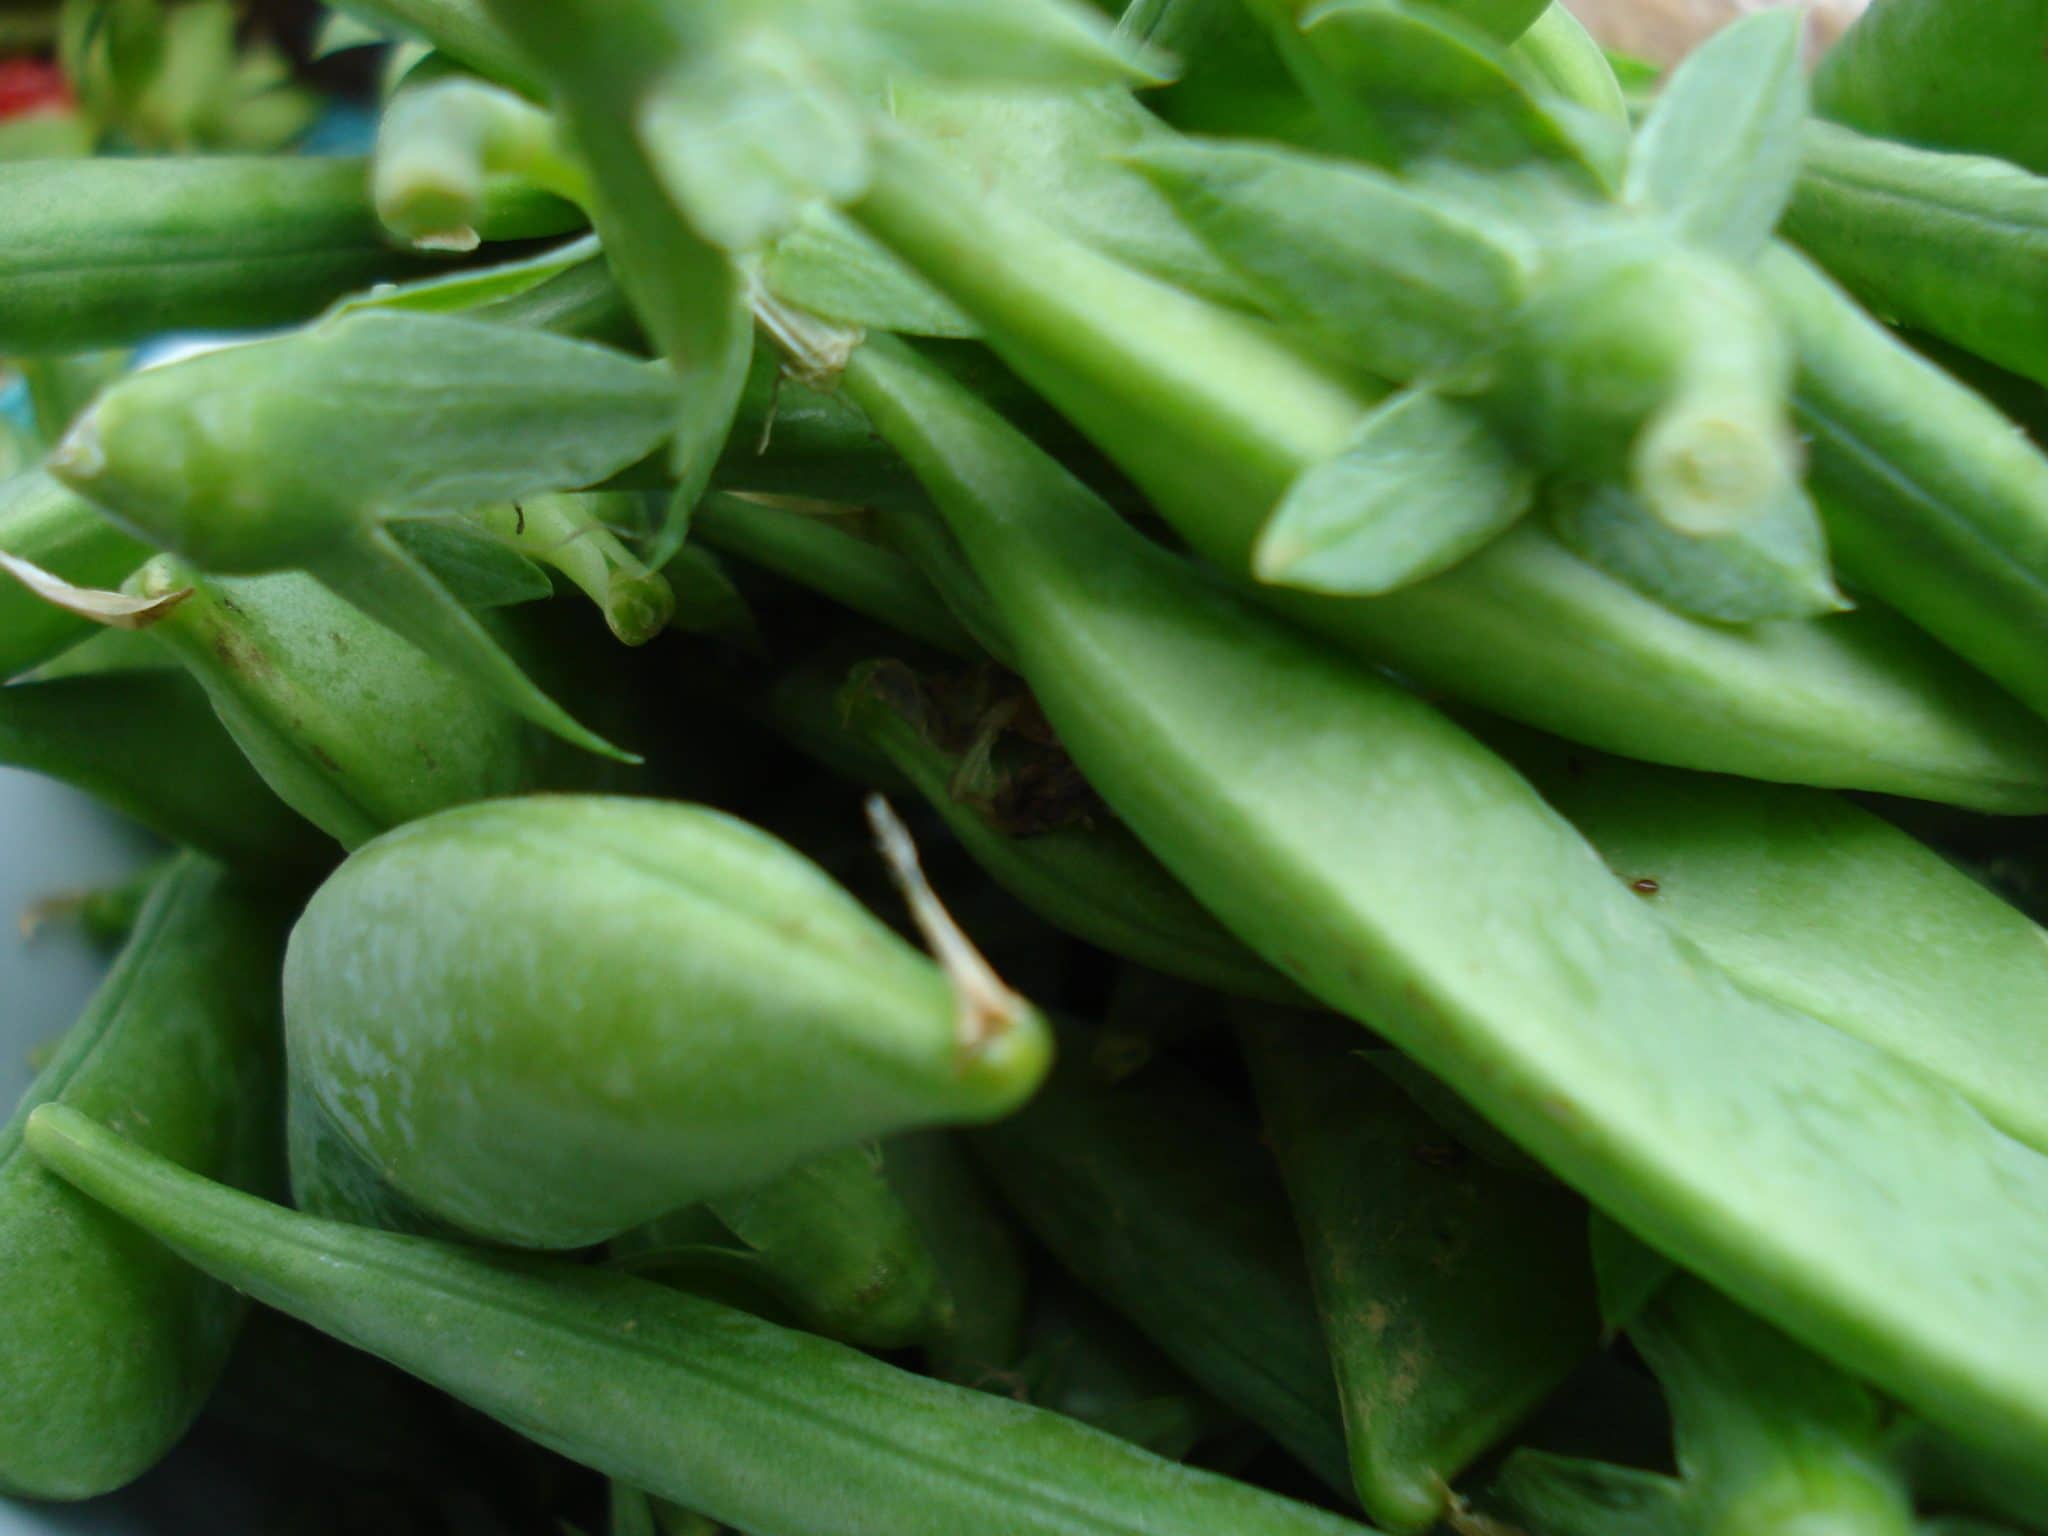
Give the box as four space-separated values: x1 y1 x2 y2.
852 0 1164 87
1624 7 1807 260
1503 5 1630 183
1494 1451 1692 1536
1548 479 1847 624
323 234 605 323
765 205 978 337
310 525 636 760
386 516 555 609
1255 388 1531 593
646 276 754 570
1128 136 1526 381
1431 0 1546 43
1587 1211 1673 1339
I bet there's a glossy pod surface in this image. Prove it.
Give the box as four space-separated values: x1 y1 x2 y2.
0 858 285 1499
284 795 1052 1247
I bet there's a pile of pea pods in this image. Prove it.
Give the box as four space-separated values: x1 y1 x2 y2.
5 0 2048 1531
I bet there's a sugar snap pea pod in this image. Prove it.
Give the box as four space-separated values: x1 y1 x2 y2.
132 559 556 850
974 1027 1353 1494
692 493 980 658
0 156 437 356
1757 244 2048 729
0 470 150 680
838 658 1299 1001
847 131 2048 807
288 1075 460 1240
287 794 1052 1248
1787 124 2048 390
49 309 678 759
26 1105 1376 1536
1814 0 2048 177
881 1130 1030 1383
1240 1013 1600 1531
0 858 284 1499
1903 334 2048 452
0 670 320 869
839 330 2048 1468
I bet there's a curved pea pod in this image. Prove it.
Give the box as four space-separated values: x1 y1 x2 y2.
49 309 680 757
847 131 2048 809
974 1027 1353 1496
0 858 284 1499
286 794 1052 1248
838 658 1299 1001
0 156 438 356
1241 1013 1600 1532
1788 124 2048 390
26 1105 1374 1536
1814 0 2048 177
1757 244 2048 729
0 471 150 680
839 331 2048 1471
131 559 550 850
1518 741 2048 1158
0 670 321 869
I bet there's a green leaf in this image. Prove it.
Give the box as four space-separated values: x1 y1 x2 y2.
1625 7 1807 259
386 517 555 609
1495 1451 1692 1536
1587 1211 1672 1337
1129 137 1526 380
1549 478 1847 624
1255 389 1531 593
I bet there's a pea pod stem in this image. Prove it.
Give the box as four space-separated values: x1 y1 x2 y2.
24 1105 1377 1536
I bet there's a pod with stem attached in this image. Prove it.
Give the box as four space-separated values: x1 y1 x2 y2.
47 308 679 758
836 328 2048 1471
24 1104 1377 1536
0 858 285 1500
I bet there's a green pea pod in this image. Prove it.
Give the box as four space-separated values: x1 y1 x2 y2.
0 669 320 869
50 309 678 758
1494 1452 1689 1536
1757 244 2048 729
287 1074 460 1240
26 1105 1374 1536
0 156 436 356
286 794 1052 1247
0 858 284 1499
838 330 2048 1470
974 1027 1353 1495
880 1130 1031 1383
131 559 550 850
1516 741 2048 1156
0 470 150 680
848 131 2048 808
706 1143 946 1352
1815 0 2048 177
838 658 1298 1001
1241 1013 1599 1532
1788 124 2048 390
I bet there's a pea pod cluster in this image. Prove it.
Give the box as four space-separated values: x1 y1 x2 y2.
9 1 2048 1532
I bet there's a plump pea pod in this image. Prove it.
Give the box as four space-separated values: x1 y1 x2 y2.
50 309 679 759
0 669 321 869
705 1143 947 1352
287 1075 460 1240
1757 244 2048 728
1241 1013 1600 1532
0 470 150 680
1516 739 2048 1157
974 1028 1353 1495
132 559 554 850
881 1130 1031 1383
1814 0 2048 177
840 331 2048 1469
838 658 1299 1001
25 1105 1374 1536
1787 124 2048 390
0 156 438 356
0 858 284 1499
845 131 2048 809
286 794 1052 1248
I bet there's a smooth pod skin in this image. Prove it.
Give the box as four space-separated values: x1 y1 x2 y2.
0 157 431 356
1757 244 2048 729
975 1032 1353 1495
0 470 149 681
284 794 1051 1248
848 131 2048 810
0 858 284 1499
25 1106 1375 1536
841 332 2048 1470
1241 1015 1600 1533
1788 124 2048 389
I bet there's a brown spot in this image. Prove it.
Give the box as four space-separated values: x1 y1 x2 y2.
1630 877 1660 896
310 744 342 773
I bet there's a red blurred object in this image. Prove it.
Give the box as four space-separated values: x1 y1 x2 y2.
0 55 72 119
